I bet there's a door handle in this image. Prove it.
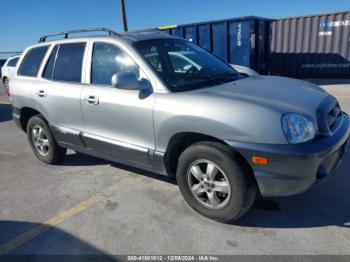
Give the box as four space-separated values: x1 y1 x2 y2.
36 90 47 98
84 96 99 105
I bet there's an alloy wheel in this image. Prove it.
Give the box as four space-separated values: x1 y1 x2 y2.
31 125 50 156
187 159 231 209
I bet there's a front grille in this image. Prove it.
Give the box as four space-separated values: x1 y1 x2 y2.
316 96 343 136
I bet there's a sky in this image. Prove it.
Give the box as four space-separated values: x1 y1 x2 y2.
0 0 349 53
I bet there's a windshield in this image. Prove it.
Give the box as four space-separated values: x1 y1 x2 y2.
134 39 243 92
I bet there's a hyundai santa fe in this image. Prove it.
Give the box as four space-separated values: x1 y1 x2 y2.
9 28 349 222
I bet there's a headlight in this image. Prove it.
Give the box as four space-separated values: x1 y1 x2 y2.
281 113 316 144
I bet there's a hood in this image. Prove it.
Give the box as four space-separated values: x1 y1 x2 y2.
189 76 329 115
230 64 260 76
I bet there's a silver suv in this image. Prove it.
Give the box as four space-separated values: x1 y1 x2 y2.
10 28 349 222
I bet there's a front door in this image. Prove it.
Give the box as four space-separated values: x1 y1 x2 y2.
81 41 156 167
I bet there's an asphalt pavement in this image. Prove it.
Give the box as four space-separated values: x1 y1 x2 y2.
0 79 349 256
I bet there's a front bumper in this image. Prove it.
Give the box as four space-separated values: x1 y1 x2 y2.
226 114 350 197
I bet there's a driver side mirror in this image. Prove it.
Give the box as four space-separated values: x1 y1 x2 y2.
111 72 151 91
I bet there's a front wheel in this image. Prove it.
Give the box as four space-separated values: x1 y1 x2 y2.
176 142 256 222
27 115 66 164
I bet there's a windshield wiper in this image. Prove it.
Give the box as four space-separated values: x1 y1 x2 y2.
198 71 238 86
174 71 209 86
174 71 238 88
212 71 239 80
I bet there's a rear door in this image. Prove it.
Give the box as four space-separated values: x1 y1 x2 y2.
13 45 50 115
32 41 87 148
80 40 156 167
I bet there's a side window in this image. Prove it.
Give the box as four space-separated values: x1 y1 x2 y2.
136 45 168 79
145 53 162 72
18 46 49 77
43 45 58 80
91 42 140 86
8 57 19 67
53 43 86 83
141 45 163 73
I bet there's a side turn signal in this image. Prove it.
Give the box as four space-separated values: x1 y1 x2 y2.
252 156 269 165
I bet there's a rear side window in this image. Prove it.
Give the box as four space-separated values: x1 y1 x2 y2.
8 57 19 67
53 43 86 83
18 46 49 77
43 45 58 80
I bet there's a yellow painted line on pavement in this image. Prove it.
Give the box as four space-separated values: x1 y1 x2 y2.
0 150 18 157
0 175 135 255
0 194 100 255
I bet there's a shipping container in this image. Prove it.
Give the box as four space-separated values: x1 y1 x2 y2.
270 11 350 78
155 17 272 74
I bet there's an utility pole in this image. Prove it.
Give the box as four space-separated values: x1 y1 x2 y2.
119 0 128 32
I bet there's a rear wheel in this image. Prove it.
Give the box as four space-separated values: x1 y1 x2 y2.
27 115 66 164
176 142 256 222
3 77 8 88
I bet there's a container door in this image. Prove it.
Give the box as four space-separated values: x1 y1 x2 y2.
256 20 270 74
212 22 228 61
198 24 211 51
184 26 198 44
229 20 252 68
171 27 184 38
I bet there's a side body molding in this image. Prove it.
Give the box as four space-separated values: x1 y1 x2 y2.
50 125 168 175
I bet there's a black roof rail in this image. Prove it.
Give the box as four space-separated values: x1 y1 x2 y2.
38 28 120 42
130 29 162 34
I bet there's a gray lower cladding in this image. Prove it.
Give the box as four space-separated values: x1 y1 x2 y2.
49 125 168 175
12 108 22 129
225 113 350 197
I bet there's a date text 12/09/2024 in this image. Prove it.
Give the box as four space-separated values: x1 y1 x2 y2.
127 255 220 261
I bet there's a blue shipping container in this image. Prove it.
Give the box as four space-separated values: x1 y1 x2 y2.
161 16 272 74
230 20 251 67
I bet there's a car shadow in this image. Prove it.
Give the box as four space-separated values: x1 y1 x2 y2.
0 220 117 259
60 152 110 167
0 103 12 123
60 145 350 228
60 152 176 185
235 150 350 229
110 161 177 185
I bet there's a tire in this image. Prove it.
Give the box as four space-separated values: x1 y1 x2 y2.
26 115 66 164
176 141 256 222
3 77 8 87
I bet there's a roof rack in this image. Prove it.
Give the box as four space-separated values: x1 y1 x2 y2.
38 28 120 42
130 29 162 34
